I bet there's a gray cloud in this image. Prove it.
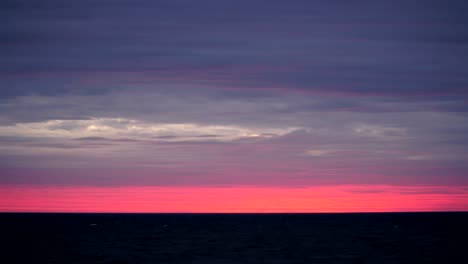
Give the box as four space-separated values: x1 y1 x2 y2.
1 0 468 188
1 0 467 97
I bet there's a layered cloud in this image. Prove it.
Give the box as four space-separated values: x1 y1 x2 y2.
2 0 467 98
1 0 468 196
0 118 294 142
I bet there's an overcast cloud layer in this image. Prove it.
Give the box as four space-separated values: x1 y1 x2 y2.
1 0 468 187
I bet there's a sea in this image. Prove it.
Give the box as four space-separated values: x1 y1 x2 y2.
1 212 466 263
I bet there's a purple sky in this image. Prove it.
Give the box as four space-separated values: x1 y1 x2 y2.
1 0 468 191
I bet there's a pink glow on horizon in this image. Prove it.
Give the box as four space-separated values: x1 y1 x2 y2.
1 185 467 213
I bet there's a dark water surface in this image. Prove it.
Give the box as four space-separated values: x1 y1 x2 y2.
1 212 466 263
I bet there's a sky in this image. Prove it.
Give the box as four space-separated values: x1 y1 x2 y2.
1 0 468 212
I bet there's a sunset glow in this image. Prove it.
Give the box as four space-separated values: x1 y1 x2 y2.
1 0 468 213
2 185 467 213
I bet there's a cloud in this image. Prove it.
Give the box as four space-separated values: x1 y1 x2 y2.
345 185 468 195
304 149 333 157
1 118 467 187
1 0 467 98
0 118 296 142
1 0 467 189
352 124 407 139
